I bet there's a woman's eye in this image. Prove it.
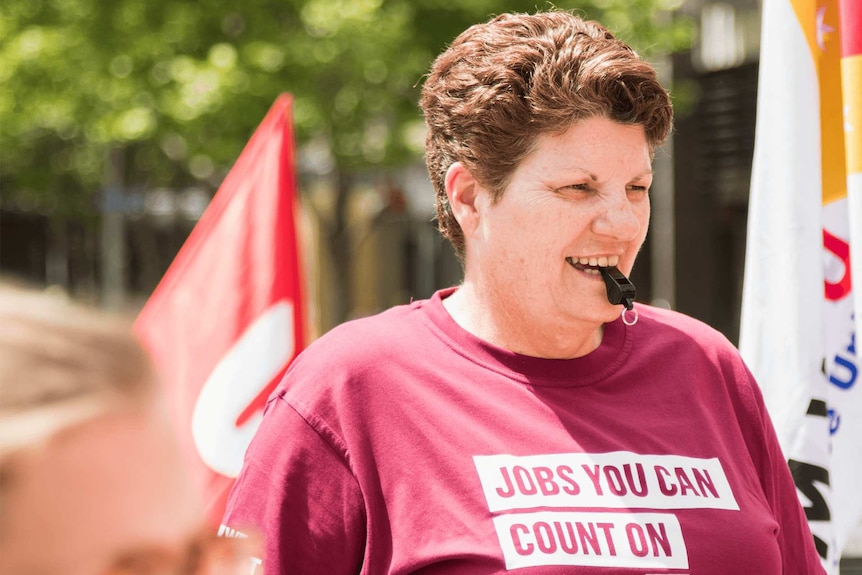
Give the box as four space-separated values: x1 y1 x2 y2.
561 183 593 193
628 185 649 193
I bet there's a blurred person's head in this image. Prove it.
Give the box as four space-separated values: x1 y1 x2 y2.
0 283 248 575
420 10 673 260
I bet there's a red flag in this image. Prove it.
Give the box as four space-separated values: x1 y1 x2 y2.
134 94 306 523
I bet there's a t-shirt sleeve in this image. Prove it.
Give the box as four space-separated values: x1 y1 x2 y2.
221 395 366 575
733 360 827 574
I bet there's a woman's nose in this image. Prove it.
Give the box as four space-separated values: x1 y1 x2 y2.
591 191 646 241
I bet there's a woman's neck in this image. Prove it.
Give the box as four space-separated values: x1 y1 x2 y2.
441 283 604 359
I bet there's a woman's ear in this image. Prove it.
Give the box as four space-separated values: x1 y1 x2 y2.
445 162 482 238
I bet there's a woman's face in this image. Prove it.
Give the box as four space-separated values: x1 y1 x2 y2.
466 116 653 333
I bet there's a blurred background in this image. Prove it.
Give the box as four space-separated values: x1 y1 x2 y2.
2 0 861 568
1 0 724 337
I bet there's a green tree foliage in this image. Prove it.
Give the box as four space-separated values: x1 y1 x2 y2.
1 0 693 215
1 0 693 324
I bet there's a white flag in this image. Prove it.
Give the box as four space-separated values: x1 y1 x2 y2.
739 0 862 573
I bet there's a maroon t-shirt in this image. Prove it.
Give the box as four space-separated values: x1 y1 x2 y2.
222 288 824 574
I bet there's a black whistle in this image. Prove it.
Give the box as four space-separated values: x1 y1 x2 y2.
599 266 636 311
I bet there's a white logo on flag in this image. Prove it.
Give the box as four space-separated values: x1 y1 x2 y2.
192 300 295 477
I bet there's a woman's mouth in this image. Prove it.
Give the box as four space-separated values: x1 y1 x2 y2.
565 255 621 275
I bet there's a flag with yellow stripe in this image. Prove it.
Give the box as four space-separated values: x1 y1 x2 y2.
740 0 861 572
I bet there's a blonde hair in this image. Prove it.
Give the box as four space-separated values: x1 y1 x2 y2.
0 283 155 459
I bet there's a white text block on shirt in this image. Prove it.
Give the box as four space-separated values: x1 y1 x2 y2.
493 510 689 570
473 451 739 512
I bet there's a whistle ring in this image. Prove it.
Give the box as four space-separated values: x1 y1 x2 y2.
621 306 639 326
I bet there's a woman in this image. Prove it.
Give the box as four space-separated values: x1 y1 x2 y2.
222 10 824 574
0 284 254 575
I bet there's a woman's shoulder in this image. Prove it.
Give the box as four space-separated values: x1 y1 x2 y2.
634 304 746 368
637 304 735 345
305 300 427 360
275 300 430 395
634 303 761 403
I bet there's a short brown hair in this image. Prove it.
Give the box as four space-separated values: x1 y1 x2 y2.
420 11 674 259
